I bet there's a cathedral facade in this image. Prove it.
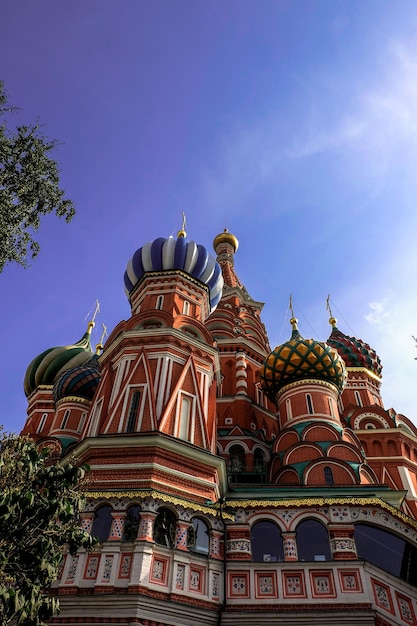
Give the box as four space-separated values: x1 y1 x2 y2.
21 228 417 626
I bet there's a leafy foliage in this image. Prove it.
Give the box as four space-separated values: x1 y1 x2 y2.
0 80 75 272
0 431 94 626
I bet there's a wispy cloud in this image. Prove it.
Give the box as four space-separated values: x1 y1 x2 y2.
201 40 417 211
364 300 389 325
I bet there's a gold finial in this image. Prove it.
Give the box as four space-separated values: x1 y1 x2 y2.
213 227 239 253
95 323 108 355
177 212 187 238
326 295 337 328
289 294 298 330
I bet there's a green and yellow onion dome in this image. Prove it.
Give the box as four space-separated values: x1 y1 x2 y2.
53 353 100 403
327 318 382 379
24 322 95 397
260 318 347 400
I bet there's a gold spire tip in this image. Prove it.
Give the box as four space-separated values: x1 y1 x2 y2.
177 211 187 238
326 295 337 327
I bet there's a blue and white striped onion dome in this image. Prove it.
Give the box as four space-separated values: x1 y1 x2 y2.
124 235 224 311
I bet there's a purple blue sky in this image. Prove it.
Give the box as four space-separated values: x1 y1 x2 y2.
1 1 417 433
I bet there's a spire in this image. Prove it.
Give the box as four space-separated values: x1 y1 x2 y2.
289 294 301 340
177 212 187 238
326 295 337 329
213 228 242 288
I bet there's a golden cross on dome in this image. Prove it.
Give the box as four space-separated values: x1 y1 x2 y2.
92 299 100 323
100 323 108 345
95 323 108 355
84 299 101 332
85 299 100 323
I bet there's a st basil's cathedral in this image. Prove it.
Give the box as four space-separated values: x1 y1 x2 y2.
21 226 417 626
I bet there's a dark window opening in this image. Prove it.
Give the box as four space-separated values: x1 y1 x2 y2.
297 519 331 561
188 518 209 555
324 466 335 486
91 505 113 543
355 524 417 586
61 409 70 429
126 391 141 433
251 520 284 562
306 394 314 415
154 508 177 548
123 505 141 542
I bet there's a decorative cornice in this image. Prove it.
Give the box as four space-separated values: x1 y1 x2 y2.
55 396 91 408
85 488 235 519
277 377 339 398
225 497 417 529
64 433 228 493
346 367 382 382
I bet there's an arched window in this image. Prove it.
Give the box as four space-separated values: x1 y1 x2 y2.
229 445 245 480
251 520 284 562
178 394 192 440
354 390 363 407
328 397 334 417
37 413 47 433
286 398 292 420
324 466 335 486
78 412 87 433
156 295 164 310
354 524 417 585
296 519 331 561
153 508 177 548
123 505 141 542
306 394 314 415
188 518 209 555
254 449 266 473
182 300 190 315
126 390 141 432
61 409 70 429
91 505 113 542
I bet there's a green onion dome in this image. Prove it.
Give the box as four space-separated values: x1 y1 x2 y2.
327 318 382 379
24 323 94 397
260 318 347 400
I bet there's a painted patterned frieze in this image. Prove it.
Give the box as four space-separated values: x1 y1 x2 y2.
396 592 416 624
351 507 417 543
211 572 220 599
255 572 278 599
84 554 100 580
138 513 155 541
101 554 114 582
79 513 94 533
210 530 223 559
282 532 297 561
226 539 251 557
109 512 125 540
118 553 132 579
175 563 185 590
65 555 79 584
329 505 352 523
175 521 189 551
